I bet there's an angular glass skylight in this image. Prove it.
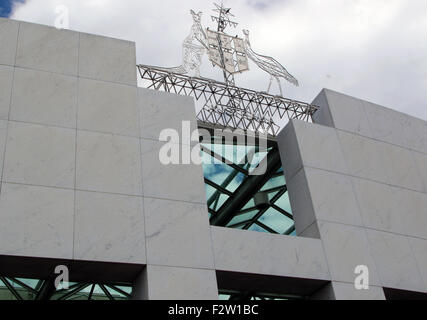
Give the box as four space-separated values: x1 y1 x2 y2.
200 134 295 236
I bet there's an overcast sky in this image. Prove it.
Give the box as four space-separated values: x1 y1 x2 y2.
5 0 427 120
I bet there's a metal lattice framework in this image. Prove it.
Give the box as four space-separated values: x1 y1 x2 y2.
137 64 318 136
0 276 132 300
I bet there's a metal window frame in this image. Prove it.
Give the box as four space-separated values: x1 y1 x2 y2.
0 277 132 300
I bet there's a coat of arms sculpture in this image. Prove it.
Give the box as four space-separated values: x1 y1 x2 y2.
137 3 317 136
157 2 298 95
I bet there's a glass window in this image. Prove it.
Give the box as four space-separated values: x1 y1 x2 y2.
200 132 295 236
258 207 294 234
0 276 132 300
227 210 259 227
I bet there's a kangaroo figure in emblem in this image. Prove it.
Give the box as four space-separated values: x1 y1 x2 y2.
160 10 207 77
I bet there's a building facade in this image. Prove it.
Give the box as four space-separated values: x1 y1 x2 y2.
0 18 426 300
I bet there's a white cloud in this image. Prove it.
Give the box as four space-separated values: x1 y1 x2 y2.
10 0 427 120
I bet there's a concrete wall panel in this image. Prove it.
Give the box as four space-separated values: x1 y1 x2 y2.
285 168 316 234
138 88 197 144
290 120 348 175
16 22 79 76
314 89 373 137
277 120 303 179
380 142 424 192
352 178 406 235
0 19 152 292
363 101 408 147
211 227 330 280
401 116 427 154
402 190 427 240
412 150 427 193
140 138 206 203
0 120 7 176
0 65 13 119
137 87 217 298
76 130 142 196
366 229 424 292
337 131 390 184
78 78 138 136
3 121 75 188
144 265 218 300
11 68 78 128
74 191 145 264
78 33 136 86
311 89 334 127
408 237 427 290
299 221 320 239
0 18 19 66
318 221 380 285
279 90 427 297
144 198 214 269
304 167 363 227
0 183 74 259
331 282 385 300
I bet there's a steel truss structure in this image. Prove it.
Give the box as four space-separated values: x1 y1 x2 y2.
137 64 318 136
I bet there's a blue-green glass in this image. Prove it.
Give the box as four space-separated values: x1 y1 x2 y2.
248 223 269 233
274 192 293 215
227 210 259 227
202 152 246 192
201 139 295 236
258 207 294 234
261 175 286 192
209 193 229 211
242 198 255 210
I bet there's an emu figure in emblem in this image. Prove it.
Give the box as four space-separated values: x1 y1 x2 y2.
242 29 299 96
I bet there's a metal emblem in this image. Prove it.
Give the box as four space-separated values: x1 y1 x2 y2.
147 2 298 93
136 3 315 136
206 29 249 74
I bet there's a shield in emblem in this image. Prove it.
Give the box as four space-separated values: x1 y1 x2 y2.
237 54 249 72
233 37 245 53
208 47 222 67
220 34 232 50
206 29 249 74
223 52 235 73
206 29 219 47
